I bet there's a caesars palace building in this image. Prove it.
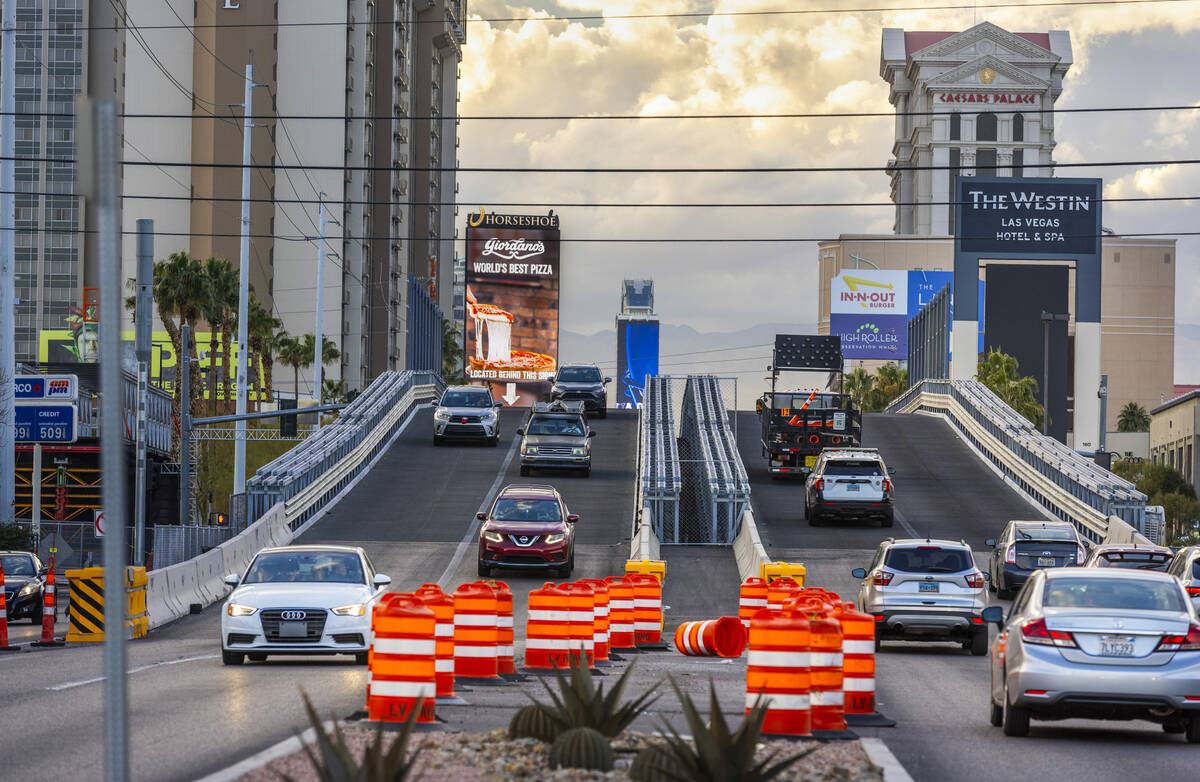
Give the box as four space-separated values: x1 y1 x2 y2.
817 22 1176 441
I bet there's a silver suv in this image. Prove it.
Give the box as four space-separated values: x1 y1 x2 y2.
805 448 893 527
852 537 990 655
433 385 503 446
1166 546 1200 614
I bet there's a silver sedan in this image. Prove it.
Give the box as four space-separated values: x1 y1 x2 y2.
985 567 1200 741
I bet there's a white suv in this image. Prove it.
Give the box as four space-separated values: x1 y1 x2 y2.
805 448 894 527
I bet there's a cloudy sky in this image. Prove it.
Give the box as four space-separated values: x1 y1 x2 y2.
454 0 1200 383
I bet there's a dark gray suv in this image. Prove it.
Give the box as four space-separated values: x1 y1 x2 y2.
517 402 595 477
550 364 611 418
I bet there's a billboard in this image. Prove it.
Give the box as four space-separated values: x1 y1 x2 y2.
958 178 1101 256
830 271 908 359
616 318 659 409
464 209 561 405
907 270 986 354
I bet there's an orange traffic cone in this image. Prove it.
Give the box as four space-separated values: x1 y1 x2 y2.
1 560 20 651
31 556 65 648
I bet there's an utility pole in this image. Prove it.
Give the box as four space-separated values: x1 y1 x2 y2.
313 195 326 428
134 220 154 562
234 56 264 496
179 324 191 526
0 0 17 525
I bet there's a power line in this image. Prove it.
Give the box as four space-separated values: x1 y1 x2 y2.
12 0 1195 31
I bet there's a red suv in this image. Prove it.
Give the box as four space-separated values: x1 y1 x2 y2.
477 485 577 578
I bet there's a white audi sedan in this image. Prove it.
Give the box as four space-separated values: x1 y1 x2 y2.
220 545 390 665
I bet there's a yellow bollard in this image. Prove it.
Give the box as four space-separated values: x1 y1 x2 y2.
624 559 666 584
760 561 807 586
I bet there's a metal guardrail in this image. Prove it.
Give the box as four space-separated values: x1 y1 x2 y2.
639 376 681 541
676 376 751 544
886 379 1150 543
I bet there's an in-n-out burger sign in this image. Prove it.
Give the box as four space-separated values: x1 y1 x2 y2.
481 237 546 261
839 291 897 309
938 92 1036 105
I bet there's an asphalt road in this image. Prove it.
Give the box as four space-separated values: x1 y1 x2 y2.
738 410 1200 781
0 406 646 782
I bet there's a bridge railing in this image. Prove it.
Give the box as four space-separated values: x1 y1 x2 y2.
639 376 681 543
145 370 442 628
887 379 1150 543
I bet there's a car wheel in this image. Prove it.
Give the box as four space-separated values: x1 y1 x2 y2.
597 408 607 419
582 467 591 478
30 602 43 624
1002 685 1031 737
433 435 443 446
880 513 894 528
489 437 499 447
874 634 883 653
355 652 369 665
989 699 1003 727
477 560 491 578
1162 721 1187 734
1187 717 1200 744
222 650 245 666
519 465 530 477
807 508 822 527
988 579 997 594
247 653 267 663
969 627 989 656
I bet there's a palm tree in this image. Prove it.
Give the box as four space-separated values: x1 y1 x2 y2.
1117 401 1150 432
200 257 238 415
246 294 282 402
976 349 1044 428
277 334 338 401
866 364 908 412
301 333 341 404
442 317 464 383
842 366 874 410
153 251 208 453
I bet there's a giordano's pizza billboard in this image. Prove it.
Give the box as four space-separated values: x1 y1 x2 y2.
463 209 561 406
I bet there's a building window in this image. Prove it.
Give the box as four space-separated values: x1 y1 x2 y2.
1012 149 1023 178
949 113 961 141
976 148 997 177
1012 113 1024 142
976 112 997 142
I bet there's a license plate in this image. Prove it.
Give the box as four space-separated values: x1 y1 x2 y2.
279 621 308 638
804 455 818 467
918 582 939 593
847 483 860 492
1099 636 1135 657
1037 557 1055 567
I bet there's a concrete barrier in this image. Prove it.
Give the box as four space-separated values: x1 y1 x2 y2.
193 549 230 605
733 507 770 582
1102 514 1154 546
630 504 661 562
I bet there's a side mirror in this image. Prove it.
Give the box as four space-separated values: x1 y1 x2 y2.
985 538 997 548
604 377 612 384
373 574 392 587
983 572 991 582
982 606 1004 626
223 573 240 587
516 428 525 436
566 514 579 524
494 400 504 408
38 565 49 577
476 511 488 521
588 431 597 438
851 567 867 579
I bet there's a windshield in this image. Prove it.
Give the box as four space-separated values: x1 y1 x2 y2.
1044 577 1185 611
527 417 586 436
885 547 972 573
243 551 365 584
491 498 563 522
1015 525 1077 542
1095 552 1170 571
557 367 601 383
0 554 35 576
825 460 883 477
440 391 491 408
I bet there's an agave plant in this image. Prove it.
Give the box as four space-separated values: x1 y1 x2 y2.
645 677 816 782
526 658 660 739
280 691 423 782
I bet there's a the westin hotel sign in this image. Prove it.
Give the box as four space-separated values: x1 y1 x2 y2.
957 178 1101 256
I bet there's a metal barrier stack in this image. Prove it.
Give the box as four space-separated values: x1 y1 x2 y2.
888 379 1150 542
677 376 751 544
640 376 681 542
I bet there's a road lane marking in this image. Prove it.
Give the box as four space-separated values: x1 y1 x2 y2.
437 434 521 589
45 654 219 691
895 506 919 538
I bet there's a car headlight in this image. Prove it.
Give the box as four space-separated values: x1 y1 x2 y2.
544 533 566 544
481 410 497 421
482 530 504 543
19 583 37 596
523 445 538 455
226 603 258 617
571 447 587 456
434 409 451 421
331 603 366 617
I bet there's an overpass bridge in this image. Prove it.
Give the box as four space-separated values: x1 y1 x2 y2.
1 373 1185 782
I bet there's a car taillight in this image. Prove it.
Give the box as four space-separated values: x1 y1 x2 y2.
871 570 893 586
1076 545 1085 565
1186 586 1200 597
1157 624 1200 652
881 479 891 493
1021 618 1077 648
1005 544 1016 565
814 478 824 491
965 572 985 589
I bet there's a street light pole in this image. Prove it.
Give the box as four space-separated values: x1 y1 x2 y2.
234 56 264 496
313 196 326 427
0 0 17 525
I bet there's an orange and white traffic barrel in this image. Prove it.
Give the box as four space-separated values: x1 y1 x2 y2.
674 616 747 658
451 582 498 678
766 577 801 613
367 593 436 723
738 577 768 627
604 576 636 650
481 580 515 674
525 582 571 669
627 573 663 644
414 583 455 697
577 578 610 663
746 608 811 737
836 602 876 715
807 610 847 732
563 581 596 667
